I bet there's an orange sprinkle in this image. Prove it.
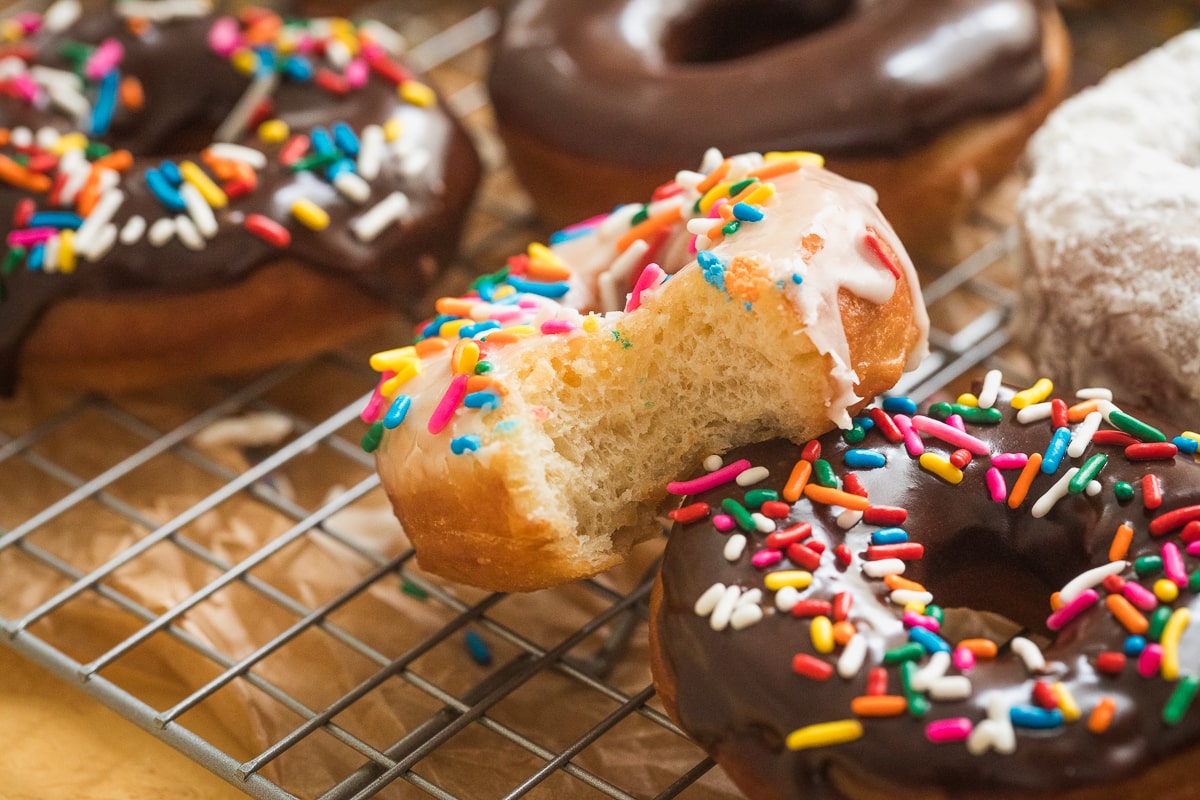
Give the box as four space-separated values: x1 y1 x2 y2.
850 695 908 718
1050 592 1063 611
957 639 998 659
832 621 857 646
414 336 450 357
1087 697 1117 734
93 149 133 172
884 575 927 593
74 167 106 216
0 128 10 147
1109 523 1134 562
525 256 572 282
125 16 150 36
436 296 479 317
803 484 870 511
704 220 727 244
0 154 50 192
616 205 683 253
1007 452 1043 509
1067 398 1103 423
783 460 812 503
466 375 506 395
202 151 241 180
727 179 765 207
118 76 144 110
1106 594 1149 635
484 331 521 344
747 158 802 181
695 158 732 194
243 14 283 45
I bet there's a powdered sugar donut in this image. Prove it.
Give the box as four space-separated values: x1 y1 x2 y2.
1018 30 1200 418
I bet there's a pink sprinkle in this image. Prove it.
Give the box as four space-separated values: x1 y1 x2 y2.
952 646 976 671
294 34 316 54
15 12 42 33
903 610 939 632
7 227 56 246
1046 588 1099 631
360 41 386 61
707 198 727 219
893 415 925 457
10 73 40 103
345 58 369 88
559 213 606 237
946 414 966 432
991 452 1029 469
207 16 241 56
360 369 396 423
752 549 783 568
1162 542 1188 587
687 235 698 255
625 262 666 312
985 467 1007 503
540 319 577 335
1137 644 1163 678
911 415 991 456
667 459 751 496
713 514 735 532
925 718 972 744
1122 581 1158 612
487 307 526 323
517 298 542 309
1188 540 1200 557
427 374 469 435
84 37 124 80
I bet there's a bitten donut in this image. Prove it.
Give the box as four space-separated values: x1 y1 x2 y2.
1019 30 1200 422
0 0 480 394
361 152 929 591
488 0 1070 254
650 374 1200 800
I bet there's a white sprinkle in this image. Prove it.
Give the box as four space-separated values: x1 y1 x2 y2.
736 588 762 608
1099 400 1121 423
83 222 118 262
398 148 430 178
703 454 724 472
1011 636 1046 673
0 57 25 81
729 603 763 630
1067 411 1103 458
148 217 176 247
96 167 119 193
966 719 1004 756
351 191 410 243
736 466 770 487
987 693 1011 722
686 217 715 235
179 183 218 239
774 585 801 613
1016 401 1053 424
723 534 747 562
174 214 204 250
890 589 933 607
205 143 267 169
978 369 1003 409
1059 560 1127 603
325 38 352 69
929 676 973 701
47 82 90 121
10 127 32 149
35 127 60 150
356 124 385 181
710 585 742 631
673 169 706 191
837 633 868 679
359 20 407 55
334 170 371 205
836 508 863 530
699 147 725 172
115 0 212 21
1076 387 1114 401
1087 480 1102 496
120 215 147 245
751 513 775 534
1031 467 1078 518
42 234 59 273
43 0 82 32
910 651 950 691
863 558 906 578
694 583 726 617
599 203 640 237
74 188 124 258
29 65 81 91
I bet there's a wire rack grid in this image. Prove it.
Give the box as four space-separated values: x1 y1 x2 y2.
0 3 1029 799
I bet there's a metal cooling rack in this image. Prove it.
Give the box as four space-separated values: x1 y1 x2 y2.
0 3 1034 799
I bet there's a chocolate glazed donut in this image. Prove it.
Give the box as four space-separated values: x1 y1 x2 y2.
0 3 480 393
488 0 1070 255
650 382 1200 800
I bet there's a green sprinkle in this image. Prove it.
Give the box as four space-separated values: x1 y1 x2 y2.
1069 454 1108 494
1109 409 1166 443
361 420 384 453
899 660 930 717
1135 555 1164 578
474 360 492 374
400 578 428 600
842 424 866 445
59 40 91 65
1189 569 1200 594
927 402 954 420
469 266 508 291
721 498 756 533
953 405 1003 425
721 220 741 236
883 642 925 664
290 151 339 172
630 205 649 226
926 604 944 625
1114 481 1135 502
610 329 632 349
2 246 25 275
84 141 111 160
812 459 837 488
727 177 759 196
1149 606 1173 641
743 489 779 509
1164 675 1199 726
13 153 28 166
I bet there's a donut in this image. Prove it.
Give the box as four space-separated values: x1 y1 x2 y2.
649 375 1200 800
488 0 1071 255
1019 29 1200 422
360 152 929 591
0 0 481 394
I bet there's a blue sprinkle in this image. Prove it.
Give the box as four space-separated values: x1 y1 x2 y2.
310 126 337 158
744 300 752 311
549 223 597 245
450 434 481 455
420 313 457 339
464 390 501 410
844 449 887 469
1041 427 1072 474
89 71 119 136
28 212 83 230
870 528 909 545
731 202 764 222
325 158 356 181
145 168 186 211
27 242 44 270
332 121 360 156
505 274 570 298
882 397 919 416
493 419 519 435
697 250 723 270
383 395 412 429
1009 705 1064 730
254 46 276 75
463 630 492 666
283 54 314 81
1124 634 1147 656
852 416 876 430
1174 436 1200 454
159 160 183 186
458 320 501 339
908 626 951 654
791 273 803 284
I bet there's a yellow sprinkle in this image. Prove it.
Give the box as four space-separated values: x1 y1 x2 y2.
766 150 825 168
582 313 600 333
919 452 964 485
697 180 736 214
492 284 517 300
258 119 290 144
379 360 421 397
399 80 437 108
290 198 329 231
903 601 928 615
786 719 863 751
452 339 480 375
58 229 76 273
50 132 88 156
180 160 228 209
956 393 979 407
764 570 813 591
333 29 360 56
1011 377 1054 409
499 324 536 337
527 242 572 281
1182 431 1200 443
383 117 404 142
274 30 297 55
1160 608 1191 681
811 616 835 654
438 318 472 339
1052 682 1082 722
230 48 259 76
2 19 24 42
369 346 417 372
741 181 776 207
1154 579 1180 604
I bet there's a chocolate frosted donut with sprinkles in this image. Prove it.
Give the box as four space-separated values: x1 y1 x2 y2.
0 0 480 393
649 375 1200 800
362 151 928 591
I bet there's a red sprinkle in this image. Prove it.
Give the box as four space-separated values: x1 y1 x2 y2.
12 197 34 228
1095 652 1127 675
1101 574 1126 594
314 67 350 95
863 505 908 526
278 134 311 167
760 500 791 519
1125 442 1179 460
832 592 852 622
866 667 888 696
766 522 811 549
1143 474 1164 511
650 181 685 202
949 449 972 469
801 440 821 462
863 229 902 278
791 599 834 618
787 543 821 571
792 653 834 680
1092 430 1140 447
1032 680 1058 710
807 541 827 555
1051 398 1069 429
834 543 853 567
667 502 710 524
1182 521 1200 544
244 214 291 247
869 407 903 443
365 50 413 84
1149 505 1200 537
843 473 869 498
866 543 924 561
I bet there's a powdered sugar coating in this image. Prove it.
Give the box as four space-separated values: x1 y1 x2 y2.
1018 30 1200 415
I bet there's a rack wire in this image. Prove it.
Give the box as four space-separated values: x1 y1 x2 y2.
0 3 1054 798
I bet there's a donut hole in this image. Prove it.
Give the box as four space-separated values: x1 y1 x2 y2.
663 0 852 64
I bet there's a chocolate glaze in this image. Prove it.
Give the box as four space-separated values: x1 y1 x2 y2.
488 0 1052 166
654 388 1200 797
0 9 481 393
